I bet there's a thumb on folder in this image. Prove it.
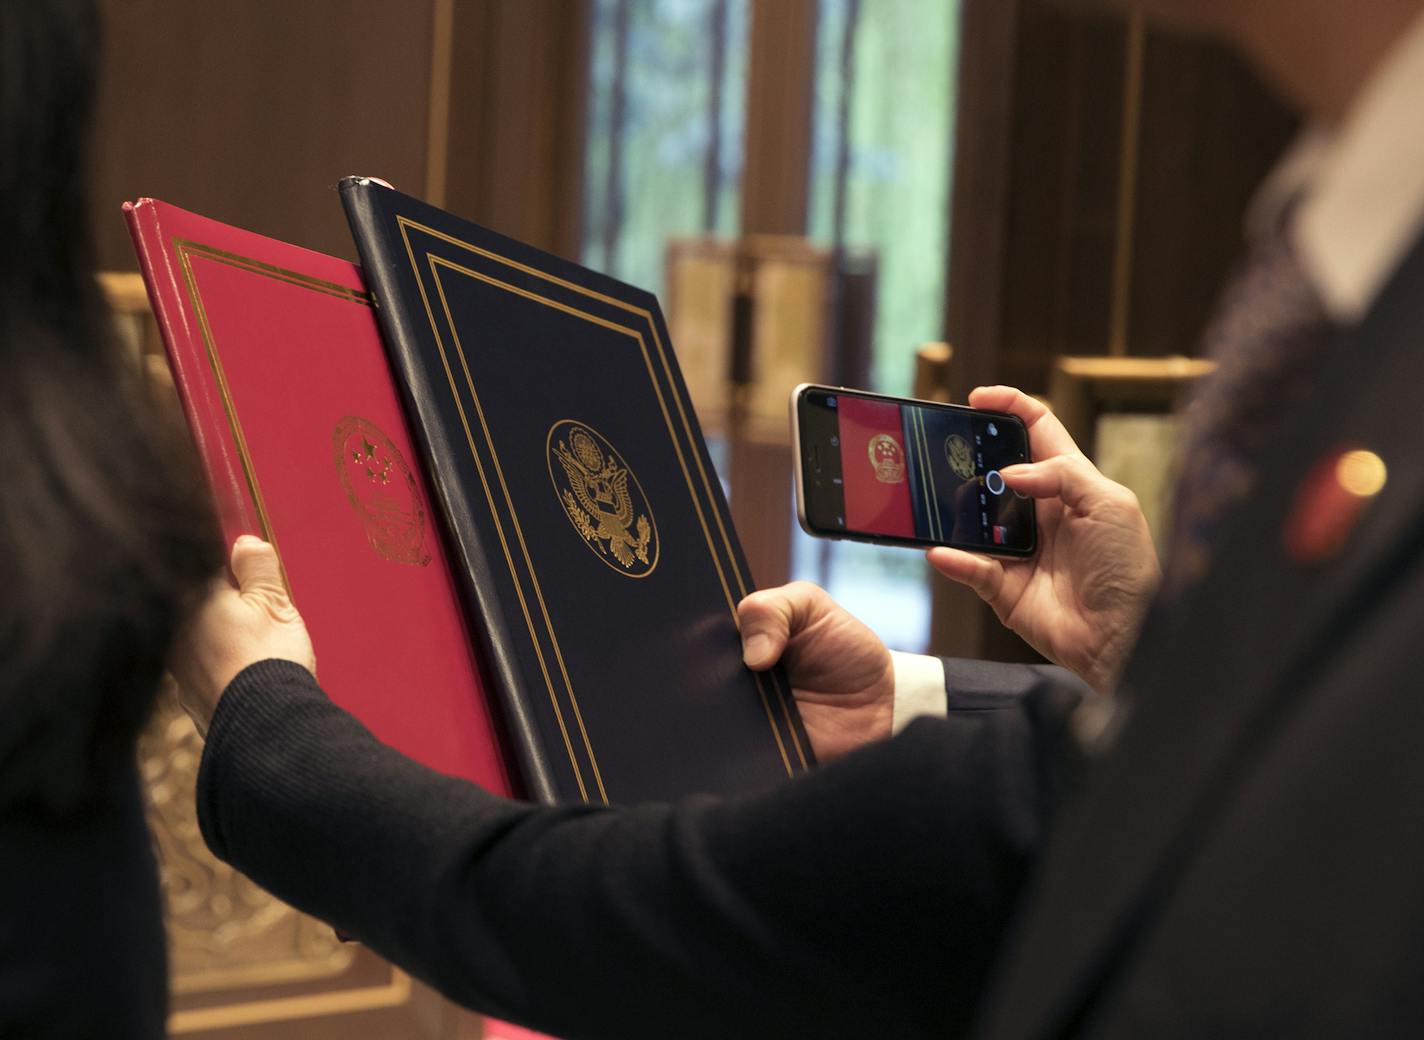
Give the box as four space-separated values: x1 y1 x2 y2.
738 582 894 761
170 535 317 736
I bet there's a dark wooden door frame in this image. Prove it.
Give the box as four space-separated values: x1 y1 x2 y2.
942 0 1022 403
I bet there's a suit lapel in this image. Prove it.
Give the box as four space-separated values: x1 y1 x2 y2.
977 236 1424 1038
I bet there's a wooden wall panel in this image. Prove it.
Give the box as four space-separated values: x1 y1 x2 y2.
994 4 1126 392
91 0 438 269
443 0 590 258
945 0 1297 398
943 0 1020 404
1126 36 1297 356
740 0 818 236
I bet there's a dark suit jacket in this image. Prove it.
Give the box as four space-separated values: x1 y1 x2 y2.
973 232 1424 1038
196 236 1424 1038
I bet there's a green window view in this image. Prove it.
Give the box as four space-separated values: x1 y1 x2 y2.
808 0 960 397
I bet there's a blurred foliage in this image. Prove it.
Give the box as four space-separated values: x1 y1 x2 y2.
583 0 747 294
810 0 961 396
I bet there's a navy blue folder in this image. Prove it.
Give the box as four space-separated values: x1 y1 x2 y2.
339 178 813 804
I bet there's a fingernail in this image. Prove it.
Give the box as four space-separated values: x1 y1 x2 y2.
743 634 772 666
235 534 264 547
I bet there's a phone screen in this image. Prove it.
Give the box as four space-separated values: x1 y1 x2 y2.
797 386 1035 555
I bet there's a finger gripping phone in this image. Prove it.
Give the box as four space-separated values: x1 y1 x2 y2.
791 383 1036 556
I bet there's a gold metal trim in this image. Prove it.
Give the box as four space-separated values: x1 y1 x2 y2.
168 970 411 1034
395 216 805 788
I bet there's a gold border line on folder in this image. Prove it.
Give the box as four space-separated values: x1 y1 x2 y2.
429 258 606 802
926 411 943 540
176 239 373 306
910 409 926 538
907 410 923 539
393 229 593 802
428 255 789 783
175 239 362 593
917 404 928 535
911 409 936 541
917 409 939 540
395 216 807 773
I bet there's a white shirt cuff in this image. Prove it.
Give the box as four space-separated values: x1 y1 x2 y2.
890 651 948 734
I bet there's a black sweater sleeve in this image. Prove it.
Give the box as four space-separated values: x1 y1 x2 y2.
195 659 1082 1040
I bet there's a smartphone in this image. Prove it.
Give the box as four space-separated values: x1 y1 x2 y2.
791 383 1036 556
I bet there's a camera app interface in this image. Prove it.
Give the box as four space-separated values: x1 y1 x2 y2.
801 389 1033 551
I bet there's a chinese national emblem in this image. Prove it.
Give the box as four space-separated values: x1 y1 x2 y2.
333 416 431 566
867 433 906 484
945 434 976 480
548 420 659 577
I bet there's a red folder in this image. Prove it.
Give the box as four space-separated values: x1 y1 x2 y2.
837 395 915 539
125 198 512 796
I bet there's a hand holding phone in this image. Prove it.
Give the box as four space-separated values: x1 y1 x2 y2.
794 383 1163 692
792 384 1036 556
933 386 1162 691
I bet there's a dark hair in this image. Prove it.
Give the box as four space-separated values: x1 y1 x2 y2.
0 0 220 812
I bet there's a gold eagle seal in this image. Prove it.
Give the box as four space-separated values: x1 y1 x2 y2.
867 433 906 484
547 420 658 578
333 416 431 566
945 434 975 480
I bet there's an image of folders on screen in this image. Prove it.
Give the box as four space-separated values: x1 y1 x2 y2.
906 403 1032 549
837 395 915 536
835 395 1032 550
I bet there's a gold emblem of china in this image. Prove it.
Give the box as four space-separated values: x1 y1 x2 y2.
548 420 659 577
945 434 976 480
867 433 906 484
333 416 431 566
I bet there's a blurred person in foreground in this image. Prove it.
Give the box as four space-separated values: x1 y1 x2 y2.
0 2 220 1037
174 0 1424 1036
